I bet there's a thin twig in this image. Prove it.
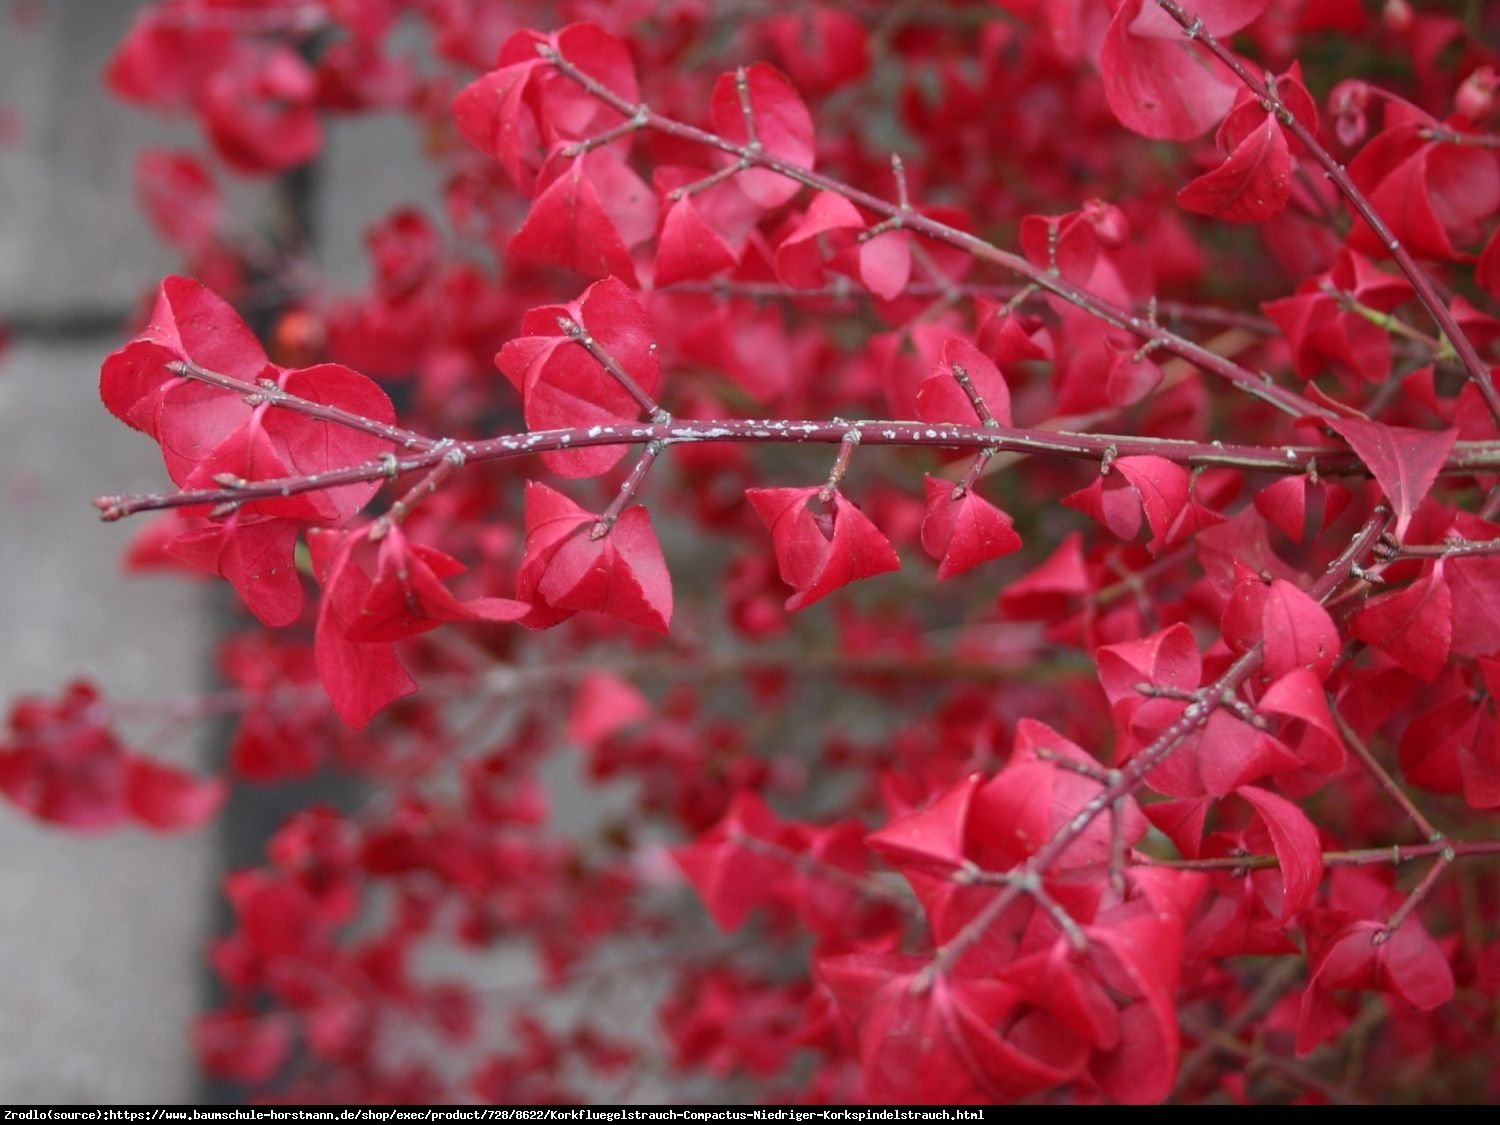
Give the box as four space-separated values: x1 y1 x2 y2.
93 394 1500 523
1328 699 1442 843
168 359 435 451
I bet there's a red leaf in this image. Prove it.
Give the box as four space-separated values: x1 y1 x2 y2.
452 23 638 191
1084 913 1185 1103
200 47 322 174
1263 289 1391 385
1479 223 1500 299
1100 0 1244 141
540 23 641 141
125 757 226 832
260 363 398 523
451 58 543 190
536 506 674 634
1347 130 1499 262
818 953 1085 1103
1328 416 1458 540
1178 114 1292 222
998 532 1089 620
1114 457 1192 554
999 944 1121 1052
1259 668 1346 774
709 63 814 207
166 513 303 627
196 1011 292 1086
1398 692 1474 796
568 671 651 748
915 339 1012 428
1195 709 1300 796
1299 919 1453 1053
308 529 417 730
0 684 131 832
1064 456 1191 556
1096 623 1202 712
1144 797 1213 858
1253 474 1352 544
655 195 739 286
1351 561 1453 681
1262 579 1341 681
344 526 529 642
672 791 794 930
515 480 594 629
1129 0 1270 37
1449 548 1500 657
971 720 1148 874
1460 726 1500 810
773 192 864 289
865 773 981 874
1019 211 1103 288
101 276 270 437
136 149 220 248
860 229 912 300
1240 785 1324 919
919 476 1022 580
1217 62 1320 155
497 277 661 478
762 8 871 96
102 280 397 525
1097 624 1202 747
509 158 639 284
747 487 900 610
105 8 242 110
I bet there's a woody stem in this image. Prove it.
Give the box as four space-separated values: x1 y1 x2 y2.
818 431 860 503
167 359 436 450
556 316 668 422
593 441 664 539
369 443 467 540
93 414 1500 522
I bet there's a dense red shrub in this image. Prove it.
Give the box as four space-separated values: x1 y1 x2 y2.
7 0 1500 1105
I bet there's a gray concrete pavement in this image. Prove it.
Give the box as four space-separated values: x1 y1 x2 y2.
0 0 462 1104
1 0 224 1101
0 334 215 1103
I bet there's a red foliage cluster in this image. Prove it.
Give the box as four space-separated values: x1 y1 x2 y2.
11 0 1500 1106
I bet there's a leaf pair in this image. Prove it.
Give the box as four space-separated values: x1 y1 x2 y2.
516 481 673 634
102 277 397 525
746 487 899 610
309 527 530 729
1178 65 1316 223
1064 455 1220 556
773 191 911 300
497 277 661 478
